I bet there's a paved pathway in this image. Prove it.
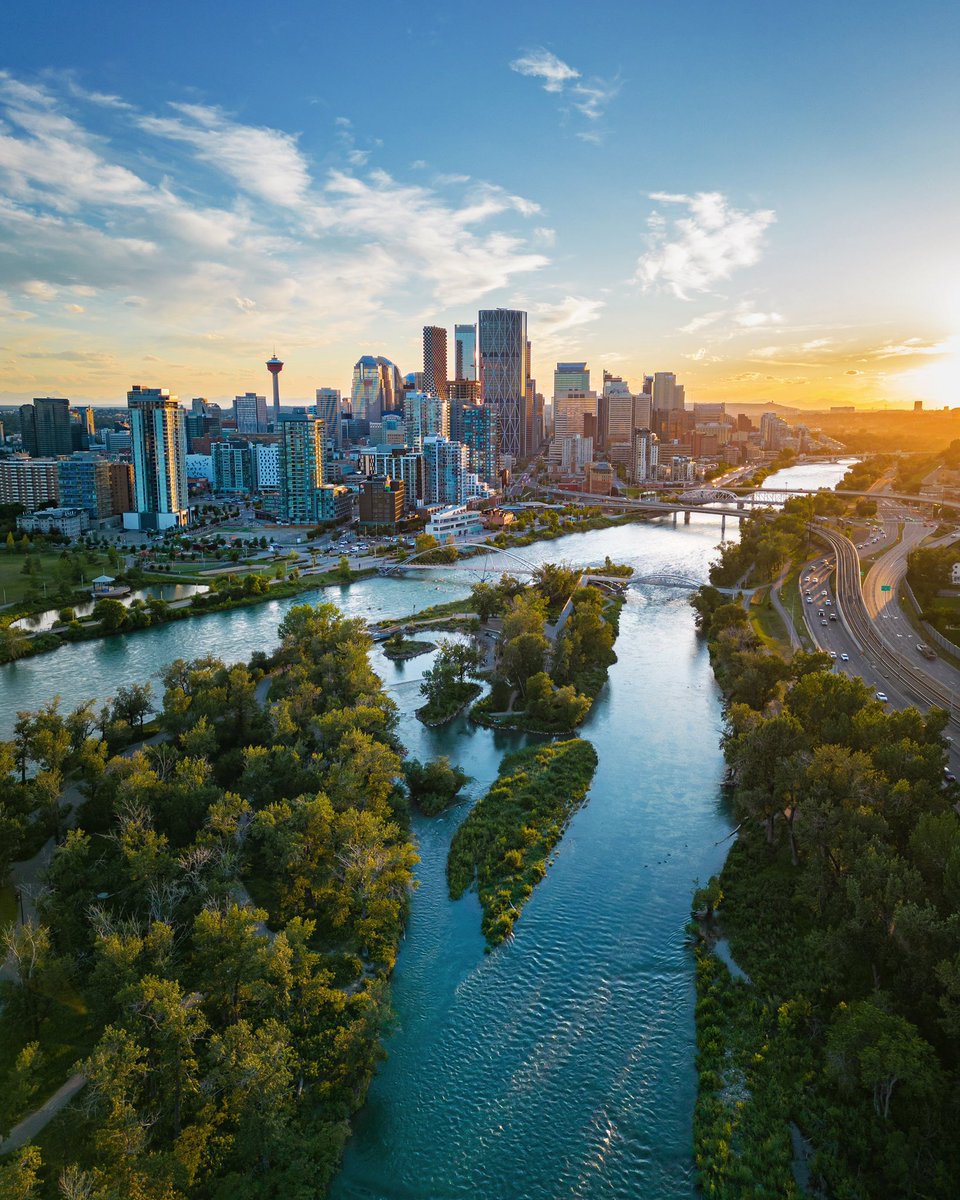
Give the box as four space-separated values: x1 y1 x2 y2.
0 1074 87 1155
771 564 802 651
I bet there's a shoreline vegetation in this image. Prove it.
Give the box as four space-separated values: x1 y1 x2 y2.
0 564 378 666
0 600 419 1196
690 504 960 1197
447 739 598 946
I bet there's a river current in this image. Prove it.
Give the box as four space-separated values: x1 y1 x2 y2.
0 460 852 1198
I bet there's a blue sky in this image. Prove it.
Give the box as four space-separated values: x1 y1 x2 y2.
2 0 959 408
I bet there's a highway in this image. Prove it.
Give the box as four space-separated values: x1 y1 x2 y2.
807 524 960 742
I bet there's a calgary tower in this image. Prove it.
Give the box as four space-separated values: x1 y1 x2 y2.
266 352 284 425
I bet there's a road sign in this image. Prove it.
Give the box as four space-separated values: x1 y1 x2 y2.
881 585 892 592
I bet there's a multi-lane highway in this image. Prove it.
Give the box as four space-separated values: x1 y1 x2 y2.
804 524 960 758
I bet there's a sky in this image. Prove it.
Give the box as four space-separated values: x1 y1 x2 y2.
1 0 959 411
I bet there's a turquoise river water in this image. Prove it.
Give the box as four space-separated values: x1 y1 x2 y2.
0 460 851 1198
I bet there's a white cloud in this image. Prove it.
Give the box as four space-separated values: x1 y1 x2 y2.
136 102 312 209
636 192 776 299
734 309 783 328
680 310 725 334
868 337 952 359
510 49 580 93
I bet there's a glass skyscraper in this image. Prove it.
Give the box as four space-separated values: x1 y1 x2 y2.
454 324 477 381
478 308 528 463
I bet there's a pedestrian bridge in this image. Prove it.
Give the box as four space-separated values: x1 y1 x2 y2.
632 573 704 590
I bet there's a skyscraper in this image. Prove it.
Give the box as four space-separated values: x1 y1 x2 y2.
125 386 189 529
20 398 72 458
632 427 659 483
351 356 402 423
652 372 684 414
315 388 342 449
454 324 477 381
422 326 449 401
553 362 591 398
235 393 269 434
278 413 325 523
404 391 450 448
479 308 527 463
423 436 470 506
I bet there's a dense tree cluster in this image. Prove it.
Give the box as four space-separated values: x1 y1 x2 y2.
0 602 417 1198
693 583 960 1197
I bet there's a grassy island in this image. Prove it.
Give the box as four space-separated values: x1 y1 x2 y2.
381 633 436 661
447 738 598 946
690 501 960 1198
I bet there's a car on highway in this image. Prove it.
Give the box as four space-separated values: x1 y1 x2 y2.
876 692 888 703
829 650 837 659
805 596 813 603
945 768 957 784
840 652 850 661
821 618 828 626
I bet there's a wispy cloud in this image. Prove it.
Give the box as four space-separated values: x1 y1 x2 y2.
510 48 620 135
637 192 776 299
510 49 580 93
0 72 552 392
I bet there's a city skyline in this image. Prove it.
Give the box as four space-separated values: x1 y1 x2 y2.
1 2 958 410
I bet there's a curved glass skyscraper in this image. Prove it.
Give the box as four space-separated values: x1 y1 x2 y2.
351 356 402 422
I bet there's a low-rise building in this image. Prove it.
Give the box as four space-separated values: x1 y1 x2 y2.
18 506 90 539
359 475 405 526
425 504 484 541
317 484 352 525
584 461 615 495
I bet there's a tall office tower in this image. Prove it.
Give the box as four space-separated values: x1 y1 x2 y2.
462 404 499 486
423 326 449 401
315 388 343 449
235 392 269 434
351 355 402 423
652 372 684 413
633 393 652 430
20 398 72 458
632 427 659 483
602 376 635 452
266 355 284 424
404 390 450 447
553 362 591 398
278 413 325 523
642 375 654 396
423 436 469 506
126 386 189 529
553 392 597 442
454 323 477 381
479 308 527 463
74 405 96 437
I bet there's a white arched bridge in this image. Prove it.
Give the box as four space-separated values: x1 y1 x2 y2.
379 542 539 576
632 572 705 590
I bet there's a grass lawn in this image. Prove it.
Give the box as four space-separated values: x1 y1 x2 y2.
779 564 815 652
749 588 792 654
0 551 111 611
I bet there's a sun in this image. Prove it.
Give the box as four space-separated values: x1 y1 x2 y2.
891 340 960 408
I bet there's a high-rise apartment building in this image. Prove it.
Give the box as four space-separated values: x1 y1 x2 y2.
212 441 257 493
107 463 134 516
20 398 73 458
357 447 424 506
235 393 269 434
454 324 477 381
0 458 60 510
462 405 499 486
278 413 325 522
632 427 659 483
126 386 189 529
423 436 469 506
404 391 450 447
422 326 449 401
57 454 112 520
479 308 528 462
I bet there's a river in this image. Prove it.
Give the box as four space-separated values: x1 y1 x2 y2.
0 458 851 1197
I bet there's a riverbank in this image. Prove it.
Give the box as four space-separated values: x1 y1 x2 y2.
0 565 378 665
690 562 960 1193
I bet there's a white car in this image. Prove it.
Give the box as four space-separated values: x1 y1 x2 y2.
840 652 850 662
876 692 888 703
829 650 838 659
